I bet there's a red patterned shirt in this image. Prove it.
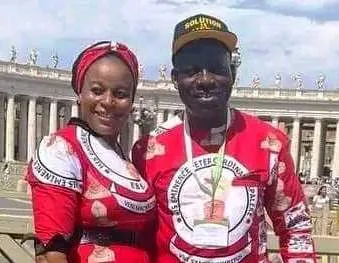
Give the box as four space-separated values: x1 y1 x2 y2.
27 120 156 263
132 109 316 263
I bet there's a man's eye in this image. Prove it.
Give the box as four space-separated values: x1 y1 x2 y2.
210 67 229 76
182 68 200 76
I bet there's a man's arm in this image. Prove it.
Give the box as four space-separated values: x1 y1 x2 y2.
264 139 316 262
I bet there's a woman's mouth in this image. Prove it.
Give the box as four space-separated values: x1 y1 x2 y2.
96 112 123 122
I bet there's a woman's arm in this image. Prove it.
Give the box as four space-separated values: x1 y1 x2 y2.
45 252 68 263
27 135 83 262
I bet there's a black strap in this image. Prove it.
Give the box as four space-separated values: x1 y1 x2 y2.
80 228 140 247
34 229 82 256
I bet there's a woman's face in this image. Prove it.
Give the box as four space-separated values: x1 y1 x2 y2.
79 55 134 139
320 187 327 196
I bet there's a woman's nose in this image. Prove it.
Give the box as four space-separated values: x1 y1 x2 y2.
101 91 115 107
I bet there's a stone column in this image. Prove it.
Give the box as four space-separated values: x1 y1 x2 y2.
64 103 72 123
49 99 58 134
157 109 164 126
0 95 5 161
5 94 15 161
27 96 37 161
133 123 140 143
36 103 42 145
41 100 50 136
310 119 325 179
168 110 174 120
290 118 301 171
71 101 79 118
271 116 279 128
331 120 339 178
18 98 28 161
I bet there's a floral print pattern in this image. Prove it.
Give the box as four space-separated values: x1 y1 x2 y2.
143 137 165 160
260 133 282 153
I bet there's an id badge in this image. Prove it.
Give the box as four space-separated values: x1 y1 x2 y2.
192 218 229 247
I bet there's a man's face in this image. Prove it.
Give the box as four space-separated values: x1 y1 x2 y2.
172 39 234 120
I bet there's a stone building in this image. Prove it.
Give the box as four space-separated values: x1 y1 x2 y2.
0 60 339 190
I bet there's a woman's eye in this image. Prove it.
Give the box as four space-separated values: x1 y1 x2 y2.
114 90 129 98
91 87 104 95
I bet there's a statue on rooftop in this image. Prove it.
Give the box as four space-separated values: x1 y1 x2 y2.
274 73 282 89
292 73 303 89
252 74 261 89
51 53 59 68
316 73 326 90
138 63 144 79
9 46 17 63
159 64 167 81
28 48 38 66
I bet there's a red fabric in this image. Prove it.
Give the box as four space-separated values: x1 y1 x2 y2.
132 109 316 263
27 124 155 263
74 41 139 94
29 182 78 244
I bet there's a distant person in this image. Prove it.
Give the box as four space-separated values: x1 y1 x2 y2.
27 41 155 263
312 185 330 210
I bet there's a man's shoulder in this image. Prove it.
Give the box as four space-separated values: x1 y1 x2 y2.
133 114 183 153
150 114 183 138
235 109 290 143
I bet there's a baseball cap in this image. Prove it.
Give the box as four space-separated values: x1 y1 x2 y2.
172 14 238 55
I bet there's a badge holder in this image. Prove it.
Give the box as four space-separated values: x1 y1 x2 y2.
192 218 229 247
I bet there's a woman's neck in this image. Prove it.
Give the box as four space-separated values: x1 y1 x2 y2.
102 135 119 148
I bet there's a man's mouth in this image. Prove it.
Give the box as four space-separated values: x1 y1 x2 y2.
192 91 222 100
96 112 123 121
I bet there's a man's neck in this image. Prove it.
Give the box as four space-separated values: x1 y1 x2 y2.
186 110 228 130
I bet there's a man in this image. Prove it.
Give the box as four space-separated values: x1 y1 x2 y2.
133 14 316 263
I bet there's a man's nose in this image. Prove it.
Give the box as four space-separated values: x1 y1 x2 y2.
196 69 216 88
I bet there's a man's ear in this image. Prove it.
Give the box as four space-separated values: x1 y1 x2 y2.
230 64 237 85
171 68 178 89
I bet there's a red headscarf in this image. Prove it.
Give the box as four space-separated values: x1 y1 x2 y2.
71 41 139 95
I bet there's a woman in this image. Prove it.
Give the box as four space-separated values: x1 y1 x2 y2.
27 41 156 263
312 185 330 210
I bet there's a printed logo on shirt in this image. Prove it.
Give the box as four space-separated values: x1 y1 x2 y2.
169 235 252 263
112 192 156 214
284 202 312 231
167 153 258 260
287 233 314 254
32 155 82 192
77 127 150 193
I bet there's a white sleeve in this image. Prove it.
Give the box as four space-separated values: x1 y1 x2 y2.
31 135 83 193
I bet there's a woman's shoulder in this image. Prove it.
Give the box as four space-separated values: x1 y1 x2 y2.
28 134 83 193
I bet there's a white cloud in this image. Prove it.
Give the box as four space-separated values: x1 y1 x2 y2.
0 0 338 88
266 0 339 11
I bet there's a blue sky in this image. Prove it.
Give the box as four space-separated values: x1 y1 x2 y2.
1 0 339 89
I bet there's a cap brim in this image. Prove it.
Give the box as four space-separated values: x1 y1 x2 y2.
173 30 238 55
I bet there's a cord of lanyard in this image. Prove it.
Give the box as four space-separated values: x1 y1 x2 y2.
183 107 231 185
184 108 232 220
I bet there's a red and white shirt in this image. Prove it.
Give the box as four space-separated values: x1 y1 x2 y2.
27 120 156 263
132 109 316 263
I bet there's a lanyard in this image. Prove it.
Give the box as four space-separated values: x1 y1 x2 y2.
183 107 231 174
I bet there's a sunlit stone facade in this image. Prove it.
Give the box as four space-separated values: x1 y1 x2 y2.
1 61 339 191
